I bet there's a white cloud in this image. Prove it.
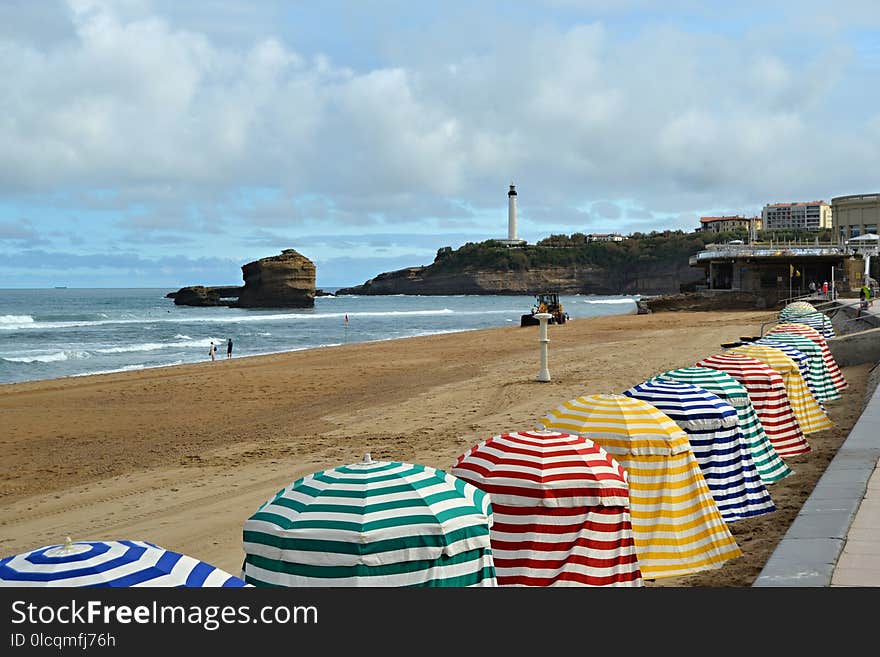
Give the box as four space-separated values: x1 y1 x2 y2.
2 0 879 244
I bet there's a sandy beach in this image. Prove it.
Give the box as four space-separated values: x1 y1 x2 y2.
0 309 872 586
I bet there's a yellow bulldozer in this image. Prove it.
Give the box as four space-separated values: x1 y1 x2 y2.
521 293 567 327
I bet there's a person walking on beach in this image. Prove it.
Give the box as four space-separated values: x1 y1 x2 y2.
227 338 233 358
209 341 216 361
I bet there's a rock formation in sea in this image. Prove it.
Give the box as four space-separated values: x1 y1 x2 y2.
168 249 316 308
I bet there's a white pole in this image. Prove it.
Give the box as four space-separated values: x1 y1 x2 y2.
534 312 552 382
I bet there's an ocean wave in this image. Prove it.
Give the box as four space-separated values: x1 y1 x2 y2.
581 298 639 305
94 338 221 354
174 334 192 340
0 315 35 328
70 360 189 378
3 349 91 363
0 308 461 331
70 364 145 377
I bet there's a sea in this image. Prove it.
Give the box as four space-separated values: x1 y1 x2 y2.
0 289 642 386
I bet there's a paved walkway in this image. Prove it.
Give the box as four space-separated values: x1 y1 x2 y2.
754 304 880 586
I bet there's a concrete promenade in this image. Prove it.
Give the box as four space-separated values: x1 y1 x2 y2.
754 301 880 586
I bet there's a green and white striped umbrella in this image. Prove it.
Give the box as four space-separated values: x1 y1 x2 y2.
757 332 841 402
779 301 816 321
777 308 835 337
243 455 497 587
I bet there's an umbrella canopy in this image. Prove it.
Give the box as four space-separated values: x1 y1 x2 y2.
757 332 841 403
777 311 835 338
0 539 247 587
753 338 822 404
451 430 642 587
242 456 497 587
768 322 848 392
695 354 810 458
778 302 817 323
657 366 794 482
727 344 833 434
539 394 741 580
780 300 815 314
623 379 775 523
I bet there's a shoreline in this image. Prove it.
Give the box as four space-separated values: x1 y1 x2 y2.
0 291 642 387
0 308 871 585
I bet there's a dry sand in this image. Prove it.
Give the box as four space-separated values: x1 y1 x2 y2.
0 309 872 586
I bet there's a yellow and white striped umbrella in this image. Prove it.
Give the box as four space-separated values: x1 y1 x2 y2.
727 343 833 434
539 393 741 580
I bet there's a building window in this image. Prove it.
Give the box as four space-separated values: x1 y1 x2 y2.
866 224 877 235
850 225 861 238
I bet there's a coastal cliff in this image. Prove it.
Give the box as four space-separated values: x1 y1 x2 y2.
337 231 707 296
336 263 695 296
168 249 316 308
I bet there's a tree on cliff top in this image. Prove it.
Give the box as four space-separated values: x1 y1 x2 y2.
427 230 719 274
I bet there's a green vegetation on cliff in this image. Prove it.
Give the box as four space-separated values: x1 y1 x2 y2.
431 230 714 272
337 227 839 296
430 227 836 272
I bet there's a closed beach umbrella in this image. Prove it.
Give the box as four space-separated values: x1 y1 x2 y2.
451 430 642 587
695 354 810 458
242 456 497 587
727 343 833 434
778 301 816 322
0 539 247 587
623 379 775 523
781 311 835 338
658 366 794 482
757 332 841 403
539 394 741 580
768 322 847 392
753 338 821 403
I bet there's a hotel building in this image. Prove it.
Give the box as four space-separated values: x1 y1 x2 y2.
761 201 832 231
698 215 761 233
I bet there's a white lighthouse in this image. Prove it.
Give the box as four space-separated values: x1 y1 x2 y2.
499 183 526 246
508 183 517 241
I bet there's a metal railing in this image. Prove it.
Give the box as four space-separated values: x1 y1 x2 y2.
757 299 875 337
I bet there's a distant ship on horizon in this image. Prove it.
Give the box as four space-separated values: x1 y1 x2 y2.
54 285 68 289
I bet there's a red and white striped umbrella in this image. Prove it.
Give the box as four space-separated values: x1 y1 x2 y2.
696 353 810 458
726 343 832 434
451 430 642 587
768 322 847 392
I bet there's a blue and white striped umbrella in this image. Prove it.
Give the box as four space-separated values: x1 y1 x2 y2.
0 539 247 587
624 378 776 523
780 311 835 338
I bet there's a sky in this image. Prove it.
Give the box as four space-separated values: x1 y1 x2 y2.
2 0 880 288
